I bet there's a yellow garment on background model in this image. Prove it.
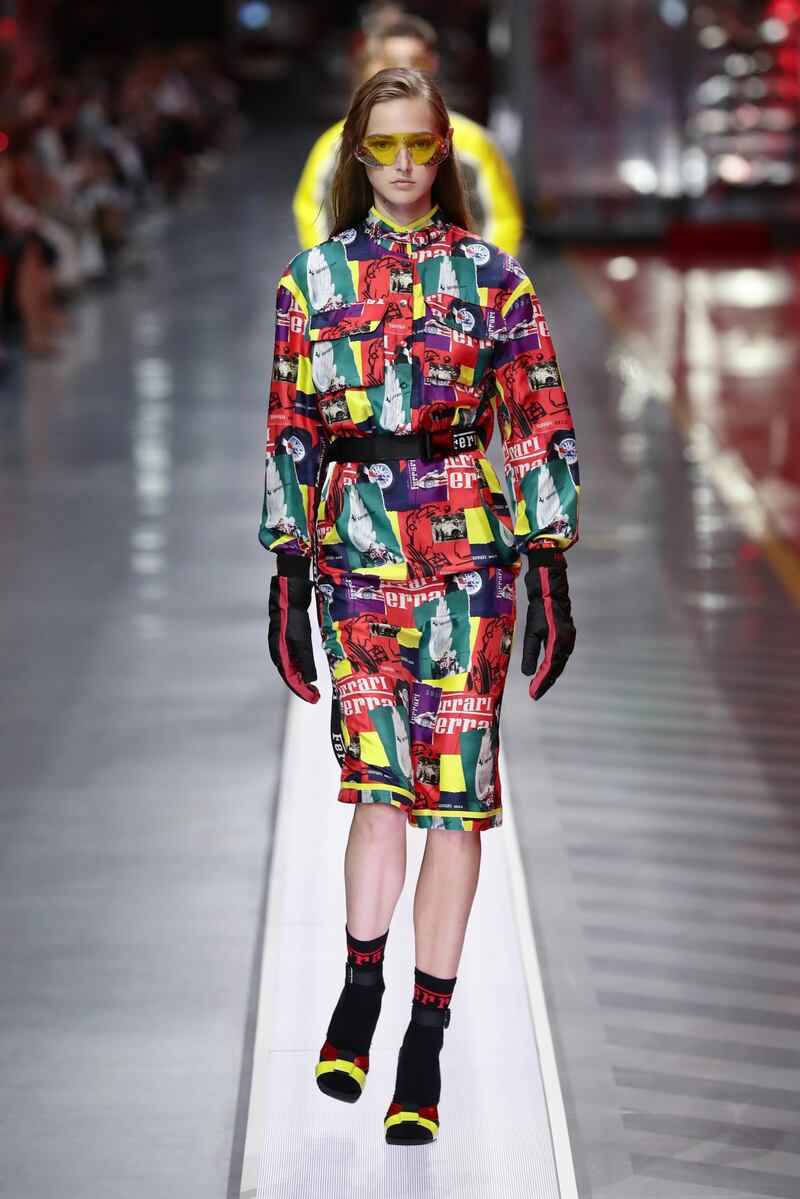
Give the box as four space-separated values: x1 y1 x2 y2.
292 111 524 256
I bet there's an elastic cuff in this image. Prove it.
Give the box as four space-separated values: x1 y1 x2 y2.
276 554 311 579
526 548 566 570
414 966 458 990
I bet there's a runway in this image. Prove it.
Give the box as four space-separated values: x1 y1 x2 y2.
1 126 799 1199
238 680 575 1198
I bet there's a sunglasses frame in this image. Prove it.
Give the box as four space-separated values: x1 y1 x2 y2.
354 130 451 169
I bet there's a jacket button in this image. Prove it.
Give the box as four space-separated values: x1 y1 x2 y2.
400 298 408 305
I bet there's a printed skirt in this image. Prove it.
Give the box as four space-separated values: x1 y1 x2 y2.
314 565 517 831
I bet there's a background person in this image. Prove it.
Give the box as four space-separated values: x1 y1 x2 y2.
292 13 524 255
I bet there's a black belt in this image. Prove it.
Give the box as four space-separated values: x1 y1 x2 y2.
324 427 481 464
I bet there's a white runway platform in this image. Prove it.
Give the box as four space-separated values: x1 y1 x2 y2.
239 642 578 1198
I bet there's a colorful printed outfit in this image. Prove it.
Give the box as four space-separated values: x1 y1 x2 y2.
260 203 580 830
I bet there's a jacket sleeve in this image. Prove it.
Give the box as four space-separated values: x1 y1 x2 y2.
455 119 524 257
472 130 525 258
291 123 341 250
258 263 326 572
491 273 580 560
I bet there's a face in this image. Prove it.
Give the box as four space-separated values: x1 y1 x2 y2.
362 97 453 212
366 36 438 76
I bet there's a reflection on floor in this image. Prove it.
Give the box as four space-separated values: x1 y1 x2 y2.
506 242 800 1198
571 248 800 572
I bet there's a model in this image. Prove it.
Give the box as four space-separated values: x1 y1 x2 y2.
259 66 579 1145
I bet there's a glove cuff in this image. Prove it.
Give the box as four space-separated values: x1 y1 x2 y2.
276 554 311 579
526 548 566 571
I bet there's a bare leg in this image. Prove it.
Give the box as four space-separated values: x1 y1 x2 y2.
413 829 482 977
317 804 406 1101
344 803 408 940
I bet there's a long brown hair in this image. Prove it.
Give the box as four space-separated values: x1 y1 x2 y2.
328 67 475 238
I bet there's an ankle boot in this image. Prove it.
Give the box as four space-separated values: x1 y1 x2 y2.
384 1001 450 1143
315 927 388 1103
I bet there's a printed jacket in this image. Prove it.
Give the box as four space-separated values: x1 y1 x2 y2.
292 114 525 257
259 203 580 584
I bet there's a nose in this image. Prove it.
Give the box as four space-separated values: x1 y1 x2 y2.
396 144 412 171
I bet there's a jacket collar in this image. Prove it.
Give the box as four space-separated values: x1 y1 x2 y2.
362 202 450 251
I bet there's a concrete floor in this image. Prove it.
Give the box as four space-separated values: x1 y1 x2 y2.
1 126 799 1199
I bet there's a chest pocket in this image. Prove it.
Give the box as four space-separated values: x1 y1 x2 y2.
422 294 500 391
306 299 387 395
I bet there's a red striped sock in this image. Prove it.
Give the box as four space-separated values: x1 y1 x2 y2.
345 924 389 983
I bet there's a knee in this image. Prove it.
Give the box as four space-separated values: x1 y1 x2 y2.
354 803 407 841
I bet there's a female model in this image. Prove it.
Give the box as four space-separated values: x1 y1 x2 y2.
260 67 579 1145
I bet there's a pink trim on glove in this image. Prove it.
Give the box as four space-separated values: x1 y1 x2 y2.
277 577 320 704
528 566 557 701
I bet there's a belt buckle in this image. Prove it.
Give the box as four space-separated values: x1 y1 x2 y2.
419 429 435 460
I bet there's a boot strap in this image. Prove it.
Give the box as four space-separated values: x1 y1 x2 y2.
411 1004 451 1028
346 964 384 986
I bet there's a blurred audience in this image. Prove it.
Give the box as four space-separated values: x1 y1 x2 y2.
0 42 239 359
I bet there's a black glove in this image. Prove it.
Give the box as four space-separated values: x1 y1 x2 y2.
268 555 319 704
521 549 576 701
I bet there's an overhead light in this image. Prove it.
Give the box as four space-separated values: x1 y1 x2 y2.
618 158 659 193
697 75 732 103
733 103 761 128
682 146 709 195
698 25 728 48
760 17 788 42
724 52 755 76
659 0 688 26
238 1 270 30
606 257 639 281
715 153 753 182
765 160 795 184
742 77 768 99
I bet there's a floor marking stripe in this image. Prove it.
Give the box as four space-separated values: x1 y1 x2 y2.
499 746 580 1199
238 699 302 1197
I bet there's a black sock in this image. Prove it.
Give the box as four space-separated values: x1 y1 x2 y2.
391 967 457 1109
324 925 389 1054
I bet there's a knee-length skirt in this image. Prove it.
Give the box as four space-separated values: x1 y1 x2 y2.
314 565 517 832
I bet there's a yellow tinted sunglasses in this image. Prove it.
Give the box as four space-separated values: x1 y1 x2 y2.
355 131 451 168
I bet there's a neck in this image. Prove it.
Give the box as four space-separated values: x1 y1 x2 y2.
370 193 437 230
